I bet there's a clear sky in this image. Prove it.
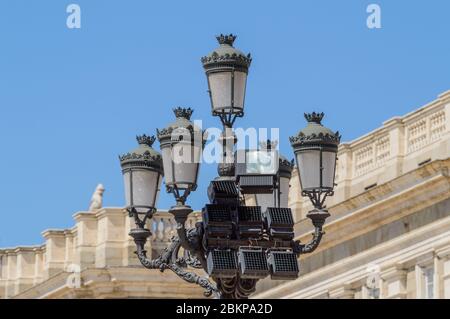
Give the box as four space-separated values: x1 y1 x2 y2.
0 0 449 247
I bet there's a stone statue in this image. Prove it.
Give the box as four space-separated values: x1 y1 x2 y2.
88 184 105 211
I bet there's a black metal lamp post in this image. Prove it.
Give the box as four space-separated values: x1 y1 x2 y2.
119 34 341 299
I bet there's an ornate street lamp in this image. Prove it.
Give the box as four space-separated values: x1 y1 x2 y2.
290 112 341 254
119 35 342 299
157 107 204 207
120 111 217 298
119 135 163 228
289 112 340 209
201 34 252 128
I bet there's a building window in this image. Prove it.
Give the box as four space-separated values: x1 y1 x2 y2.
422 266 434 299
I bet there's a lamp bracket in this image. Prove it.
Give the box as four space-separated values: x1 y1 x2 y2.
302 189 334 210
127 207 156 229
129 208 220 298
293 209 330 255
215 111 244 129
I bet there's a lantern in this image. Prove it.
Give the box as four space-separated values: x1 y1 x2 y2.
157 107 205 204
119 135 163 213
289 112 340 208
201 34 251 126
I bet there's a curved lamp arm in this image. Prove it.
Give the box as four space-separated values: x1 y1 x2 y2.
127 208 219 298
294 225 324 254
293 208 330 255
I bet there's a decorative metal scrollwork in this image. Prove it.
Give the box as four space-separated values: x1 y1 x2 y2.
133 233 219 298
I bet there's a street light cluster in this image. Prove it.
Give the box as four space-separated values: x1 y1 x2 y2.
118 34 341 299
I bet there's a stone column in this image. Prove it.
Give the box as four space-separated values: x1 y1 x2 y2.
381 117 405 183
4 250 17 298
14 247 37 294
42 230 66 278
33 246 45 286
95 208 127 268
0 252 6 298
64 230 76 268
413 251 435 299
380 265 407 299
73 212 98 269
436 246 450 298
332 143 353 205
288 169 304 221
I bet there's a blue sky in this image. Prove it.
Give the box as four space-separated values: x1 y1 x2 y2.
0 0 449 247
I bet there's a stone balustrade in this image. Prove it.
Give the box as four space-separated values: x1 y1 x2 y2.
0 208 202 298
150 211 202 253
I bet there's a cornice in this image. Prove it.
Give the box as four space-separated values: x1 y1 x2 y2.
73 211 99 221
95 207 127 219
41 229 66 239
438 90 450 103
380 265 407 281
254 214 450 299
397 249 435 268
328 285 355 298
294 159 450 251
13 246 40 254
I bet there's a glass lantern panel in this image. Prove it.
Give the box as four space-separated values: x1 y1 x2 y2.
131 169 160 211
232 71 247 111
296 150 320 190
161 146 174 185
123 171 131 207
172 142 201 189
321 151 337 189
208 71 232 113
155 173 162 205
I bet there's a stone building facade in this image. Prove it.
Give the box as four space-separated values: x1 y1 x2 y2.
1 90 449 299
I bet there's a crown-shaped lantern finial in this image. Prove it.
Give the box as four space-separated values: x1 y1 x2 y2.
173 107 194 120
259 139 278 150
136 134 156 146
304 112 325 124
216 34 237 46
